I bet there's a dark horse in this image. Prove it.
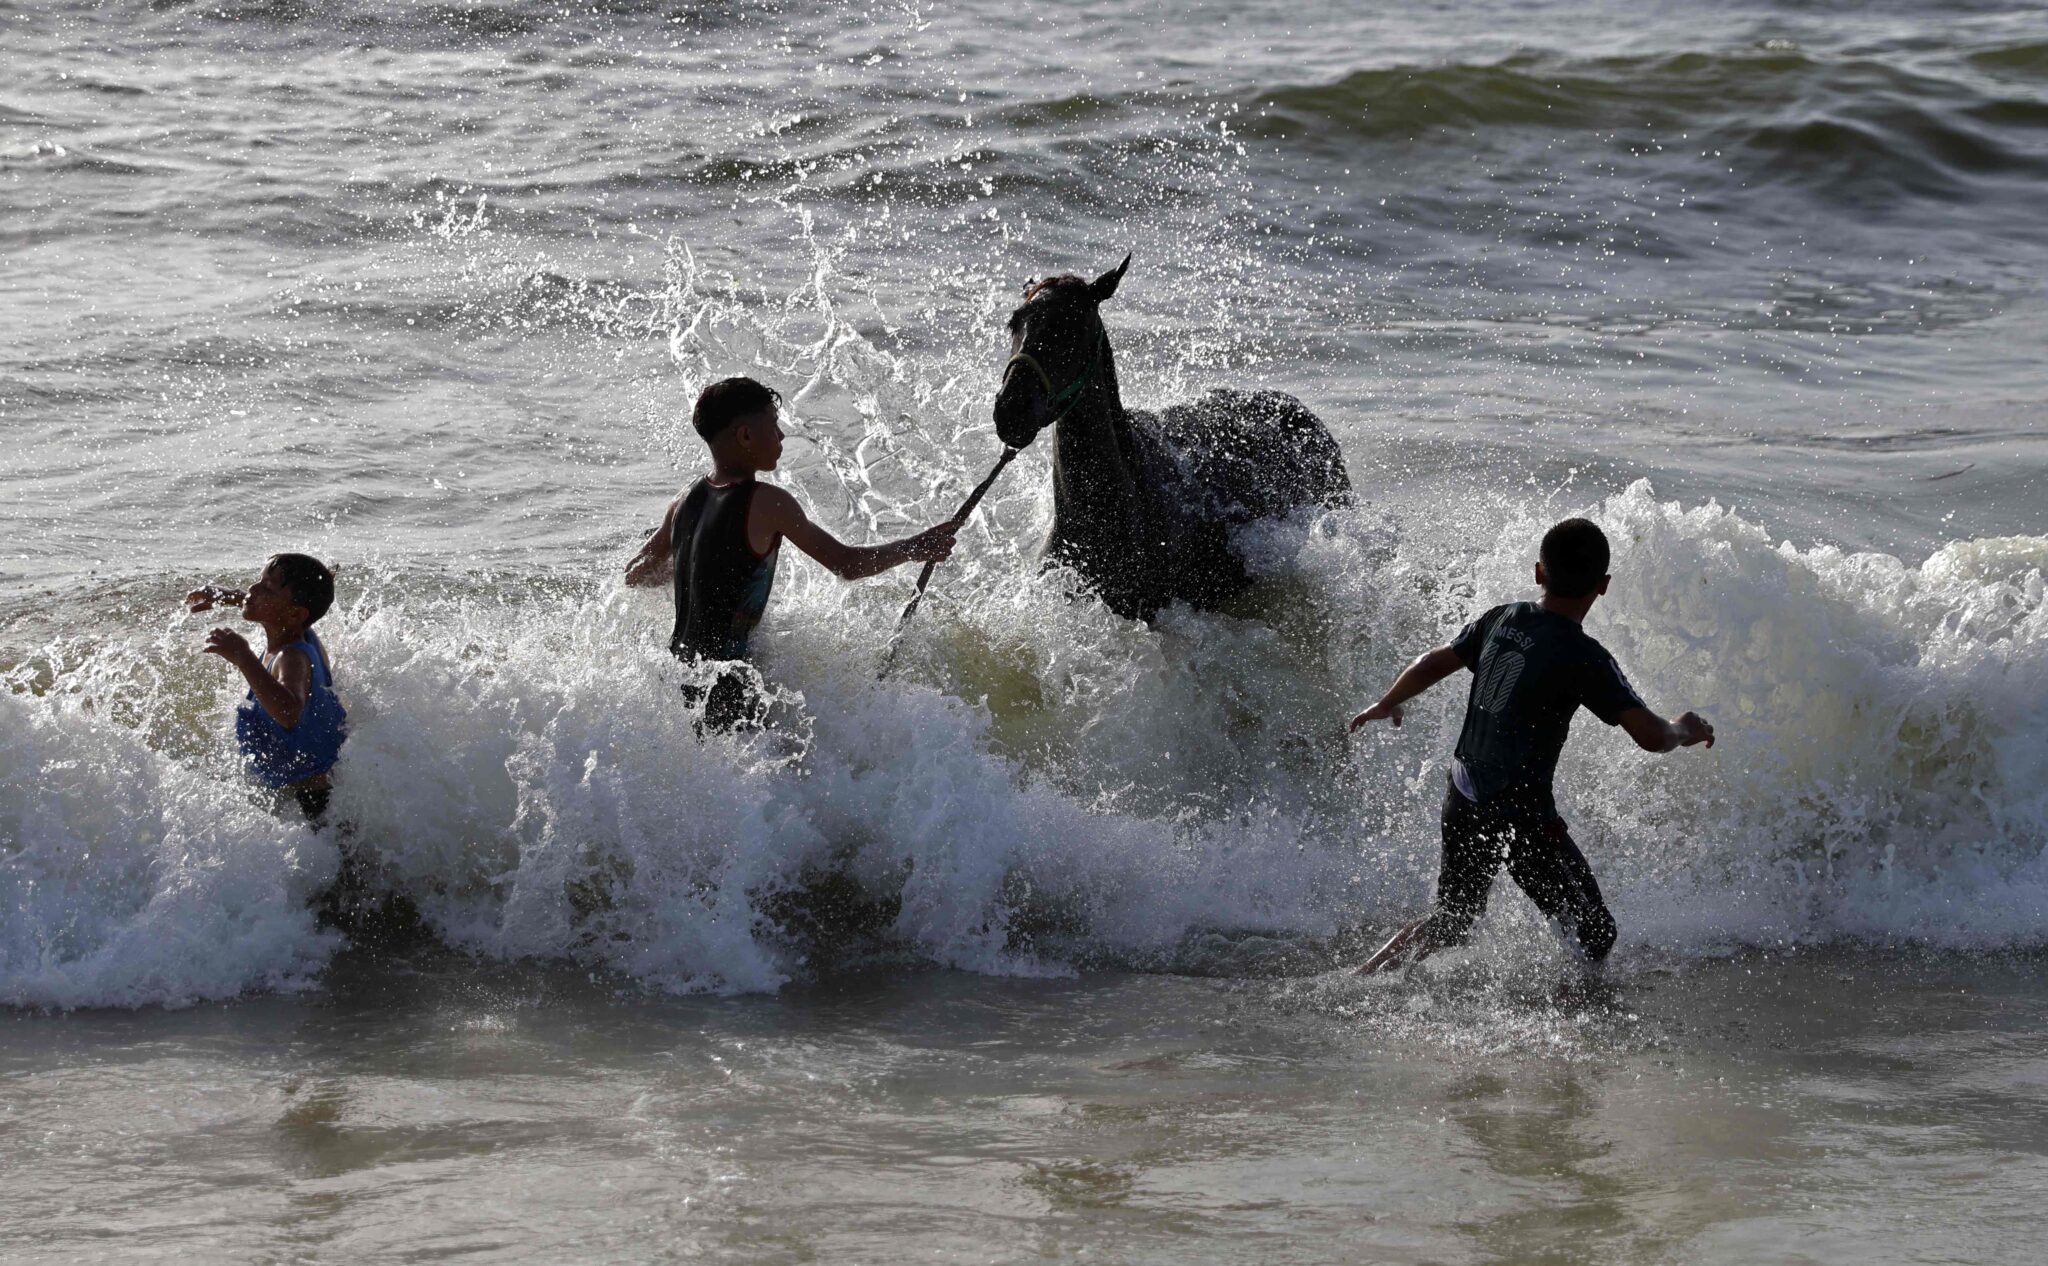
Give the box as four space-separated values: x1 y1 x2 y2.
992 256 1351 620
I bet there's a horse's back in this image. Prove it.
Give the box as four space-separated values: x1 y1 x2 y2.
1148 388 1351 525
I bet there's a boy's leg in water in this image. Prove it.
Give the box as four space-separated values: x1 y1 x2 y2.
1360 779 1503 973
292 782 330 820
1416 778 1505 951
704 667 765 732
287 779 426 947
284 779 364 927
1501 812 1617 963
684 663 767 734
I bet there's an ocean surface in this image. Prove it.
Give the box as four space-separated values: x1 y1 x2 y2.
4 0 2046 1261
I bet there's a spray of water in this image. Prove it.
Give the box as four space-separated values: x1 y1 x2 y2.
6 208 2044 1010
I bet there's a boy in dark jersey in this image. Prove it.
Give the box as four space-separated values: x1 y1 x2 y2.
625 377 960 729
1347 518 1714 975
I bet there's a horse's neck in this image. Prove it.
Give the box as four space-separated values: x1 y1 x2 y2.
1056 338 1138 471
1054 390 1172 592
1054 405 1129 478
1051 361 1138 512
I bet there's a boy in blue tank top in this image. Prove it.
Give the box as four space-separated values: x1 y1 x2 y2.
1347 518 1715 976
186 553 346 818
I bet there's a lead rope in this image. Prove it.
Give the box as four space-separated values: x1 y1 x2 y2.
876 328 1104 681
876 445 1020 680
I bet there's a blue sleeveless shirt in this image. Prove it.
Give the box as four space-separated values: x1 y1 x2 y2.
236 633 347 788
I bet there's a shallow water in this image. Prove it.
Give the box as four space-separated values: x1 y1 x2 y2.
6 949 2046 1264
5 0 2048 1259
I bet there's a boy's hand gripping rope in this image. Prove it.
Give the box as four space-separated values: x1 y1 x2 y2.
877 446 1019 681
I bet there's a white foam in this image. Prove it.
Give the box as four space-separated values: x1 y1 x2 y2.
0 682 337 1010
9 476 2043 1010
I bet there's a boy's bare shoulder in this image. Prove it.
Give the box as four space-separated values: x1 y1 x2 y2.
750 481 805 519
273 642 314 680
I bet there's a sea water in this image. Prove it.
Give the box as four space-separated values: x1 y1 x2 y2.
3 1 2045 1261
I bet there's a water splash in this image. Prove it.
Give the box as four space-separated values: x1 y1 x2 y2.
5 471 2045 1009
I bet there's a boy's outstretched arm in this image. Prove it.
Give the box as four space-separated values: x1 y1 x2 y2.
753 486 958 581
1619 707 1715 753
625 496 682 587
1349 646 1465 731
184 586 246 614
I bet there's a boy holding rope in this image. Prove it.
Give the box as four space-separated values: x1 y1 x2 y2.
626 377 960 729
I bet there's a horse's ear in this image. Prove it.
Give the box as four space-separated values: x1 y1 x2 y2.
1089 254 1131 304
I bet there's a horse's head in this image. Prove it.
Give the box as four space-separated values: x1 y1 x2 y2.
993 255 1129 450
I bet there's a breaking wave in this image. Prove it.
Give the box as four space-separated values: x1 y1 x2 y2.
5 476 2044 1008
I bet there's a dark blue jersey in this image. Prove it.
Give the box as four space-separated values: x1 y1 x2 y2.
1449 602 1645 805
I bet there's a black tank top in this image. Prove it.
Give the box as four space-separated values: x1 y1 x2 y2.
670 478 780 660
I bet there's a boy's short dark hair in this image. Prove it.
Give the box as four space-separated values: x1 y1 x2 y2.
692 376 781 442
1539 518 1610 598
267 553 335 623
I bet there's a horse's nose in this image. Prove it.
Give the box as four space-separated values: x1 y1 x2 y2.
994 371 1045 449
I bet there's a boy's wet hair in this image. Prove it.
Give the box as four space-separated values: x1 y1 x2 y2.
692 376 781 442
1539 518 1610 598
267 553 335 623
